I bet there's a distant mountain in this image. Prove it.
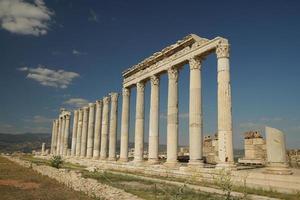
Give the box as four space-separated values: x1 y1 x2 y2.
0 133 51 153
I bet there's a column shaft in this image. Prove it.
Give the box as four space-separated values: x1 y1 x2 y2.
63 114 71 156
93 100 103 159
216 42 234 167
80 107 89 157
108 93 119 161
71 110 79 156
148 75 160 163
50 120 56 154
189 57 204 165
56 117 62 155
60 116 66 155
75 109 83 157
120 88 130 162
166 67 179 165
134 82 145 162
100 96 110 159
86 103 95 158
53 119 59 155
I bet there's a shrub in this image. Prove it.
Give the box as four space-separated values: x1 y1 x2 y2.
50 155 63 169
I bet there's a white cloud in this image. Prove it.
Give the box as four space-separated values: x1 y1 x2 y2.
63 98 89 108
18 65 79 89
0 0 53 36
88 9 98 23
72 49 87 55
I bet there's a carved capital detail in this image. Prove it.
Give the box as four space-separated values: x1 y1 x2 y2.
123 88 130 97
189 57 202 70
110 92 119 102
168 67 178 81
136 82 145 93
83 106 89 111
96 99 103 106
150 75 160 86
103 96 110 105
65 114 71 120
88 103 95 108
216 43 230 58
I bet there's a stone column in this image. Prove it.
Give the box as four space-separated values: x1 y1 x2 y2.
41 142 45 155
216 41 234 168
119 88 130 162
75 109 83 157
80 106 89 158
56 117 62 155
71 110 79 156
265 126 292 175
166 67 179 166
50 120 56 154
108 93 119 161
60 116 66 155
100 96 110 160
148 75 160 164
63 113 71 156
53 119 59 155
188 57 204 166
86 103 95 158
93 100 103 159
134 81 145 162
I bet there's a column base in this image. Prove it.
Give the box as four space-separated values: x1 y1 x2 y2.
147 158 160 165
164 160 179 168
215 162 236 170
265 163 293 175
188 159 204 167
118 158 129 162
107 157 117 161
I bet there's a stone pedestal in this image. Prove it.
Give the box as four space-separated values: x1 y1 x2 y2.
75 109 83 157
215 42 234 168
71 110 79 156
108 93 119 161
188 57 204 167
80 106 89 158
166 67 179 166
120 88 130 162
265 126 292 175
93 100 103 159
134 82 145 163
148 75 160 164
86 103 95 158
100 96 110 160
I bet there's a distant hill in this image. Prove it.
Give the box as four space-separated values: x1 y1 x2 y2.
0 133 51 153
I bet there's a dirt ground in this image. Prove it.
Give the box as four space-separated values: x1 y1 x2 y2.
0 156 95 200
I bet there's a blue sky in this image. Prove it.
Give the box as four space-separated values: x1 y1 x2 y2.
0 0 299 149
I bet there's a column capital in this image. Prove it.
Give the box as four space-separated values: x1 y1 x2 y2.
189 57 202 70
65 114 71 120
83 106 89 111
74 109 79 114
150 75 160 86
168 67 178 81
88 102 95 108
110 92 119 102
103 96 110 105
216 43 230 59
96 99 103 106
137 81 145 93
123 87 130 97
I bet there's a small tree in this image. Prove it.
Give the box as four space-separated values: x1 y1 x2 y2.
50 155 63 169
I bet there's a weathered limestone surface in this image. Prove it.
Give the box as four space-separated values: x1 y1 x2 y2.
71 110 79 156
188 57 204 166
100 96 110 160
87 103 95 158
50 120 56 154
60 116 66 155
80 106 89 158
166 67 179 166
108 93 119 161
56 117 62 155
265 126 292 175
63 113 71 156
75 109 83 157
216 42 234 168
148 75 160 163
93 100 103 159
120 88 130 162
134 82 145 162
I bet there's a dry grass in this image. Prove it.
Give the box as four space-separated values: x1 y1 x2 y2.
0 156 96 200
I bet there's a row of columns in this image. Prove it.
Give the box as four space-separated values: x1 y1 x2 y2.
50 110 71 156
50 43 233 168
